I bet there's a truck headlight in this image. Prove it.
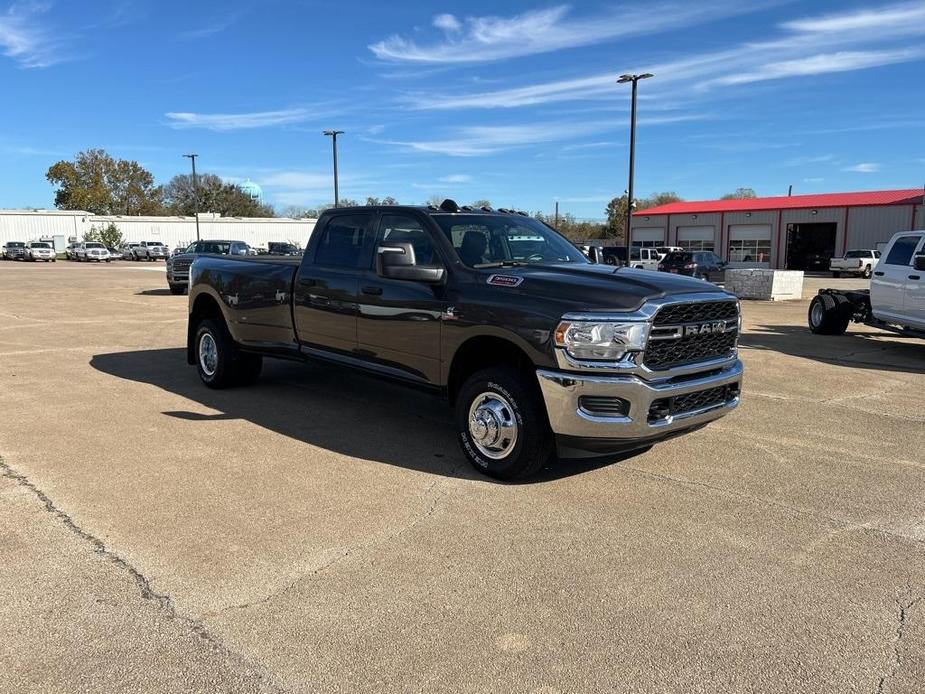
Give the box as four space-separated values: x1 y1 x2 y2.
554 320 649 361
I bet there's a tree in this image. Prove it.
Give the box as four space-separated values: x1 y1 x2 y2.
337 199 359 207
82 222 124 248
604 195 630 242
641 191 682 208
46 149 162 215
471 199 492 208
721 187 757 200
366 196 398 206
162 173 275 217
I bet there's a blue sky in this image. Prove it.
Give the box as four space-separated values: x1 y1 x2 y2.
1 0 924 219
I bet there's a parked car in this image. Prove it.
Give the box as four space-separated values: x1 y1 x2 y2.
809 231 924 337
2 241 27 260
267 242 302 256
186 201 743 480
65 243 80 260
658 251 727 282
76 242 111 262
656 246 683 260
601 246 661 270
830 249 880 278
24 241 56 262
165 239 250 295
106 246 122 260
133 240 169 261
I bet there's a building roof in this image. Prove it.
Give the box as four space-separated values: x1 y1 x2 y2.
634 188 925 216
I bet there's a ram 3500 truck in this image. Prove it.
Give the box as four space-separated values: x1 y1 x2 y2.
187 201 743 480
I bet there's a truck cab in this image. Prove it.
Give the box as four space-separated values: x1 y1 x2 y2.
870 231 925 330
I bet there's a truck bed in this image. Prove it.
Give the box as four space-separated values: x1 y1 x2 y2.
193 255 300 350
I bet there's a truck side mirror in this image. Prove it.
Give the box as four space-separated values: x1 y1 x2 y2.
588 246 604 263
377 242 446 283
914 254 925 271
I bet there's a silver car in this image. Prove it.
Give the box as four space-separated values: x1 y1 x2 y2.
135 240 169 261
24 241 56 262
2 241 27 260
76 242 111 262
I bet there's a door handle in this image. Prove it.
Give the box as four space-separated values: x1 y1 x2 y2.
299 278 317 287
910 275 921 281
361 286 383 296
873 271 884 276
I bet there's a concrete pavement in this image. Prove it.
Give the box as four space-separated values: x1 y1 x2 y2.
0 261 922 693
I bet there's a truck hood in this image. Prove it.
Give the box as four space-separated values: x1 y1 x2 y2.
482 264 726 312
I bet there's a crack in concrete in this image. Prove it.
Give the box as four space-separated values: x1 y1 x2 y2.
214 466 462 616
876 590 922 694
618 464 925 548
0 455 287 693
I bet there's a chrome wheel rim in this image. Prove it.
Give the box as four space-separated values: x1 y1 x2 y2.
468 392 518 460
810 302 823 327
198 333 218 376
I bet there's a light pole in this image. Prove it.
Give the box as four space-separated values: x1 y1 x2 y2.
617 73 653 266
183 153 200 241
323 130 344 207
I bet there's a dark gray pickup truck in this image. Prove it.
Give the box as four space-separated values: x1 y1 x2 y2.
187 201 743 480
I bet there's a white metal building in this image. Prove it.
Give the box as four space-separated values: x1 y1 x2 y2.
0 210 316 252
630 188 925 270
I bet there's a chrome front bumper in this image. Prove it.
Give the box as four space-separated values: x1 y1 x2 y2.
536 359 743 444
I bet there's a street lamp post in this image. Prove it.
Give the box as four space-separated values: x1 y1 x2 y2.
617 73 653 266
323 130 344 207
183 153 200 241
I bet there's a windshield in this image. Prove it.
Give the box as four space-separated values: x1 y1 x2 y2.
193 241 232 254
85 242 105 249
844 250 869 258
7 242 25 248
433 214 587 267
31 242 52 248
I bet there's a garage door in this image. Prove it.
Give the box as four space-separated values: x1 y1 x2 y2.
631 227 665 247
728 224 772 268
676 226 715 252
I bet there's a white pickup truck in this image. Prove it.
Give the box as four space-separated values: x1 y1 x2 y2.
830 249 880 278
809 231 924 337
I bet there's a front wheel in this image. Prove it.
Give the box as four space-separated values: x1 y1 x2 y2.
168 283 186 295
831 271 840 278
863 265 872 279
455 367 553 481
808 294 849 335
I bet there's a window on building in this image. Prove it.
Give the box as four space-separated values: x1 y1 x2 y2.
728 239 772 264
678 239 715 252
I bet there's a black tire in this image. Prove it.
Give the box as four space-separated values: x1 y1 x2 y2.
699 272 710 281
831 271 840 278
862 265 872 279
455 367 553 481
604 256 616 265
808 294 850 335
168 283 186 295
194 318 263 389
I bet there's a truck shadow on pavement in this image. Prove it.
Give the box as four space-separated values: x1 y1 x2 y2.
90 349 634 483
739 324 925 374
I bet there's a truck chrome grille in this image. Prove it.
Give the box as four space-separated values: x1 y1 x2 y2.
172 258 192 271
644 300 739 370
648 383 739 423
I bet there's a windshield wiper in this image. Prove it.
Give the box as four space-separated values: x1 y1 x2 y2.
473 260 528 269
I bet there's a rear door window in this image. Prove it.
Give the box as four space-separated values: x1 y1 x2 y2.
314 214 373 268
884 236 922 266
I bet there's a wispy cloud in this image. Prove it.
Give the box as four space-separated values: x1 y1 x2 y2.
378 115 706 157
178 11 245 40
803 178 825 183
843 162 880 173
370 3 764 64
398 2 925 110
164 108 314 131
439 174 472 183
0 2 70 68
784 154 834 167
